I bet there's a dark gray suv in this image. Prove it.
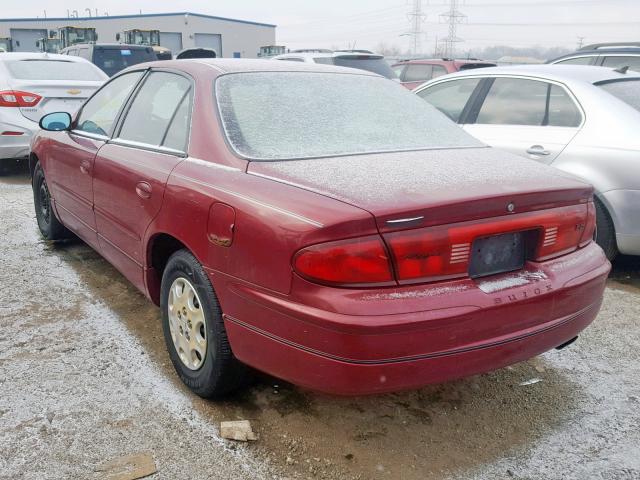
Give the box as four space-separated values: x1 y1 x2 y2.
60 43 157 76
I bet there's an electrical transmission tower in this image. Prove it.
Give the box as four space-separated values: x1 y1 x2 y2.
406 0 427 57
440 0 466 58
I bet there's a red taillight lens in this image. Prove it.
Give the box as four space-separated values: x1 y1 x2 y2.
293 235 394 287
385 204 592 284
0 90 42 108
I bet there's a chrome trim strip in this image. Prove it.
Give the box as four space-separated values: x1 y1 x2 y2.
386 216 425 225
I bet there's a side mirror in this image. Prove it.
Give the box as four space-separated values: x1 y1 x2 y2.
39 112 72 131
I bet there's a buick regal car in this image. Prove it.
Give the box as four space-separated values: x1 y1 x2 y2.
30 59 610 397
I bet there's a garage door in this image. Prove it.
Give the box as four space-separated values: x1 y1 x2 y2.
194 33 222 56
160 32 182 54
10 28 47 52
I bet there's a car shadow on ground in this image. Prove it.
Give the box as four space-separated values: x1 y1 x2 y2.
42 235 586 480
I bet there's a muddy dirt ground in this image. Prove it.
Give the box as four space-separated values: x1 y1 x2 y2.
1 167 639 480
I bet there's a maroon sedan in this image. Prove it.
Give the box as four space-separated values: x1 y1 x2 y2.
31 59 609 397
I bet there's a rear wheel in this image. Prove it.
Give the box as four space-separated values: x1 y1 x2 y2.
160 249 249 398
594 197 617 261
32 163 71 240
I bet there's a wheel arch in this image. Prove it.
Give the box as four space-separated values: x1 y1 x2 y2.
28 152 39 178
146 232 194 306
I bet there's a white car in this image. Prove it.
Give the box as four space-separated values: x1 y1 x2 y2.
0 53 107 168
272 50 397 79
414 65 640 259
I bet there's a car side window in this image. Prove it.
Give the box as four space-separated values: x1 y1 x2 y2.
118 71 191 148
75 71 144 137
392 64 405 79
476 78 548 126
601 55 640 71
432 65 448 79
556 56 594 65
78 47 90 60
404 64 433 83
548 85 582 127
416 78 482 122
162 90 192 151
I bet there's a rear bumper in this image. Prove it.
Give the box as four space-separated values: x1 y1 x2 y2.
602 189 640 255
214 243 610 395
0 116 36 160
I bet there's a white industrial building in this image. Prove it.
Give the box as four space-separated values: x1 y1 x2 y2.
0 11 276 58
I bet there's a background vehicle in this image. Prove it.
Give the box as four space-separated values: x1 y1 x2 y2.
0 38 12 53
175 47 217 59
61 43 157 76
549 42 640 71
0 52 106 169
258 45 287 58
31 59 607 398
414 64 640 259
36 37 62 54
272 51 397 79
392 58 497 90
116 30 172 60
58 26 98 49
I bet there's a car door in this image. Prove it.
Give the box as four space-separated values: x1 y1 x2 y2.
92 70 192 290
462 77 583 164
45 71 144 245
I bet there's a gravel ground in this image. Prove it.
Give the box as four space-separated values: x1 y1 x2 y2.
0 167 638 480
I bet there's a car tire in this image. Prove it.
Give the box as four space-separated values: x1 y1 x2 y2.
32 162 71 240
594 197 617 261
160 249 249 398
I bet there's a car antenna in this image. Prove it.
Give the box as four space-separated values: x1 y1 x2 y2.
614 65 629 74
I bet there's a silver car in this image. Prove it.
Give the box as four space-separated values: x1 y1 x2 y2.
0 53 107 168
414 65 640 259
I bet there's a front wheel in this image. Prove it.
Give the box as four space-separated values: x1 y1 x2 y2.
160 249 249 398
32 163 71 240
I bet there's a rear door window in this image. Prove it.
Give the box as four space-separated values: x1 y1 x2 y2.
601 55 640 71
431 65 448 79
475 78 581 127
75 71 144 137
403 64 433 82
118 71 191 149
417 78 482 122
476 78 548 125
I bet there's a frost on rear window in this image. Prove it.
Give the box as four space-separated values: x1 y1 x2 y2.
598 79 640 112
6 60 105 81
215 72 481 161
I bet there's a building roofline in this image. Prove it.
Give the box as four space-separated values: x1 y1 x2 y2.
0 11 276 28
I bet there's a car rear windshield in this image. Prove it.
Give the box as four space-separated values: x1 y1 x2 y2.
332 56 397 79
93 47 156 76
598 79 640 112
215 72 482 161
5 60 105 81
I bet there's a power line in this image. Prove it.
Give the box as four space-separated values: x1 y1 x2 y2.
440 0 467 57
404 0 427 56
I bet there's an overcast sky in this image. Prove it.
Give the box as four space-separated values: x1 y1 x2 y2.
5 0 640 53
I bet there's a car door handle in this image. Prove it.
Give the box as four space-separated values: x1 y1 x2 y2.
80 160 91 174
526 145 551 156
135 181 152 199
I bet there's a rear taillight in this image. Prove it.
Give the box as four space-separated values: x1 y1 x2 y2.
0 90 42 108
386 204 592 284
293 203 594 288
293 235 394 287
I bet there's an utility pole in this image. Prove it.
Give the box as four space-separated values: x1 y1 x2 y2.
577 36 585 49
407 0 427 58
440 0 466 58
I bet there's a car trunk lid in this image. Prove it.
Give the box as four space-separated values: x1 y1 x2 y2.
247 147 593 232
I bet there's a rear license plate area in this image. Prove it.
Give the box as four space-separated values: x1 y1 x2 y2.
469 231 532 279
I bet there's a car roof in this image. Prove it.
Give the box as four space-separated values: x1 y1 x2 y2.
425 64 640 85
183 58 381 75
394 58 495 65
0 52 92 62
551 48 640 63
